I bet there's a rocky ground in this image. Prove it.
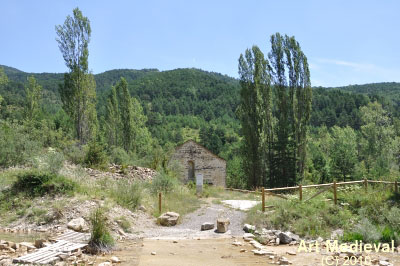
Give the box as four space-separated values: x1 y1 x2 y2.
0 161 399 265
1 198 400 265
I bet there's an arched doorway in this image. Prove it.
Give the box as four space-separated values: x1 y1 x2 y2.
188 161 195 181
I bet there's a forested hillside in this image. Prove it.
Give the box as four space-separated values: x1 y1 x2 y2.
1 63 400 188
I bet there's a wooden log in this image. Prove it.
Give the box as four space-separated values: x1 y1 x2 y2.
265 191 288 200
333 182 337 205
336 180 364 186
299 184 302 201
302 183 333 189
264 185 299 192
305 186 331 202
262 187 265 212
367 180 395 184
158 192 162 214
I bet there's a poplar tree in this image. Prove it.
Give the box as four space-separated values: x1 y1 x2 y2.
105 86 120 148
105 77 152 155
0 68 7 110
0 68 8 86
268 33 312 186
238 33 312 188
238 46 272 188
56 8 98 144
25 76 42 120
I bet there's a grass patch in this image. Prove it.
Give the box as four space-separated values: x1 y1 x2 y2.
245 185 400 244
151 186 202 218
109 180 142 211
88 208 114 254
203 185 260 201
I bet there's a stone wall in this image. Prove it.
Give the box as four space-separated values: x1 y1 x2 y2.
170 140 226 187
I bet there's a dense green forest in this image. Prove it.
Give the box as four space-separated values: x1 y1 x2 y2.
2 62 400 187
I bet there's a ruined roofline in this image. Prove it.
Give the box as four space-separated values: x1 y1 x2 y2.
174 139 227 163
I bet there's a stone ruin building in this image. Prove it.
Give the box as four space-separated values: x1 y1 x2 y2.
170 140 226 187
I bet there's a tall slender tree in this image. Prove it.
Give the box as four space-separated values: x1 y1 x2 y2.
0 68 7 111
105 77 153 155
0 68 8 86
238 46 272 188
105 86 120 148
238 33 312 188
56 7 98 144
268 33 312 186
24 76 42 120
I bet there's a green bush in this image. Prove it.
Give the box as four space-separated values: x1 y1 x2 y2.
31 150 65 175
0 121 42 168
109 147 130 165
88 208 114 253
85 141 108 169
150 171 177 194
353 218 381 243
246 197 353 238
342 232 364 242
110 180 141 211
64 144 85 165
45 151 65 174
13 170 76 196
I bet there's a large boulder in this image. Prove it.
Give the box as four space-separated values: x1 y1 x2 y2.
158 212 180 226
67 217 89 232
243 224 256 233
216 218 230 233
278 232 292 244
201 222 214 231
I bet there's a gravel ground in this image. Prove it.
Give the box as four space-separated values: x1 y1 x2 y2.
139 201 247 239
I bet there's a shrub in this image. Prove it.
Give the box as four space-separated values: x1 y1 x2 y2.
31 150 65 175
88 208 114 253
342 232 364 242
85 141 108 169
13 170 76 196
109 147 130 165
353 218 381 243
110 180 142 211
150 171 177 194
0 121 42 168
64 144 85 165
45 151 65 174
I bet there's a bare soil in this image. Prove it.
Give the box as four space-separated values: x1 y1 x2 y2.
101 237 400 266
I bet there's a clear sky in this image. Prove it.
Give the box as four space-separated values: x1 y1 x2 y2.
1 0 399 87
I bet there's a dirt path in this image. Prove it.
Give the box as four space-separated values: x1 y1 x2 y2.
137 199 247 239
100 200 400 266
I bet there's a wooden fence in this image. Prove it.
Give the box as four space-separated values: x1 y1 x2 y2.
225 179 399 212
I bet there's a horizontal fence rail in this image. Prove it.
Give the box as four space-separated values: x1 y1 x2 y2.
225 179 399 212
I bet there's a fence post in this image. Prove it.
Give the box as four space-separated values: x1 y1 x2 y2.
158 192 162 213
299 184 303 201
364 178 368 192
395 180 398 194
262 187 265 212
333 181 337 205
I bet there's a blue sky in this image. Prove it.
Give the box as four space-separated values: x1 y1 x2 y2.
1 0 399 87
